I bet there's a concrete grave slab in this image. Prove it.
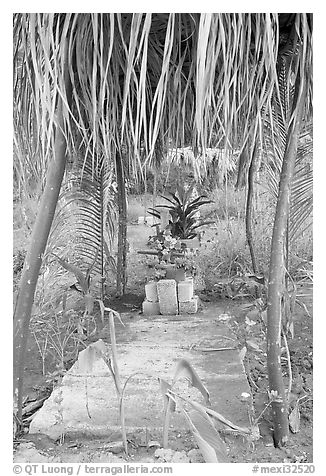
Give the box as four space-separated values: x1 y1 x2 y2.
157 279 178 315
30 305 252 440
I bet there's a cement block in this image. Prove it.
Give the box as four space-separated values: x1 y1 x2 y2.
145 281 158 302
157 279 178 315
142 300 161 316
177 279 194 302
166 267 186 282
179 295 198 314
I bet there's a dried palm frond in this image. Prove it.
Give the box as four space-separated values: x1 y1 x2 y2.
14 13 312 181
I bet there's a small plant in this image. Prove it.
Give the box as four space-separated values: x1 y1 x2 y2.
13 249 26 275
97 302 128 454
148 184 213 240
31 308 85 375
51 252 101 334
79 303 128 455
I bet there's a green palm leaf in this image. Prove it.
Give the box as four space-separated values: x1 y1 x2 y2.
47 153 117 297
263 46 312 245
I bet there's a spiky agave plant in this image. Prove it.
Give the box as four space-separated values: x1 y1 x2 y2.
148 184 213 239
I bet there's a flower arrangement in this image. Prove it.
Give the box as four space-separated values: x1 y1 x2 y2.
148 229 182 263
148 228 199 277
174 248 199 275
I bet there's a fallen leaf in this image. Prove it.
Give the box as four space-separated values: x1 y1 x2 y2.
239 346 247 362
289 403 301 433
147 440 161 449
246 340 262 352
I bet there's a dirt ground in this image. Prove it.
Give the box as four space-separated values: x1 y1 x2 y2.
14 225 313 464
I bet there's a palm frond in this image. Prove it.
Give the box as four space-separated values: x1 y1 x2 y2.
264 116 312 243
289 131 313 240
262 15 313 244
47 152 117 296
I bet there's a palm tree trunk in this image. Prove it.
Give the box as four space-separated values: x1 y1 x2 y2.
246 143 258 274
13 76 72 422
267 77 306 447
143 164 148 220
115 151 128 296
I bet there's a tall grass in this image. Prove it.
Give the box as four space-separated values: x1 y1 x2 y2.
200 186 246 221
127 194 156 223
195 184 312 288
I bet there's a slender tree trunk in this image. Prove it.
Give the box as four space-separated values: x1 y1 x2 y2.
246 143 258 274
153 169 157 209
115 151 128 296
143 164 148 221
13 73 72 422
99 168 105 300
267 78 306 447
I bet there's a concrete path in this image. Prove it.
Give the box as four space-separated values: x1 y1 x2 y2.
30 304 251 439
112 305 251 429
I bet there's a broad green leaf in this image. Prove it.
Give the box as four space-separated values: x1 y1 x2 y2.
188 399 251 435
183 408 229 463
147 208 161 219
172 358 210 405
78 339 107 373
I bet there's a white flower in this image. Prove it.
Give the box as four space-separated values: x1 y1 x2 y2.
240 392 251 401
218 313 231 321
245 316 256 326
